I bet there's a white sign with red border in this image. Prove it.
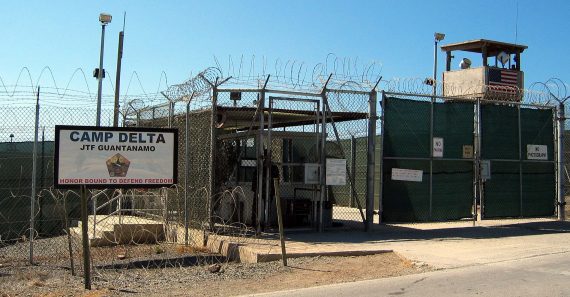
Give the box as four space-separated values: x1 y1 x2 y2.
55 126 178 188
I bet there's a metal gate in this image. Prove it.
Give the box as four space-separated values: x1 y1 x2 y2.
480 104 556 218
380 94 557 223
380 95 475 222
265 96 324 229
263 91 372 230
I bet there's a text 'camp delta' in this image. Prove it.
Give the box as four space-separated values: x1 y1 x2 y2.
69 131 166 144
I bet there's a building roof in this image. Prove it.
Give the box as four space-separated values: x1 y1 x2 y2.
217 106 367 131
440 39 528 56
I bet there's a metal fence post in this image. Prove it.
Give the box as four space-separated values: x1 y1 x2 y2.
558 103 566 221
320 92 327 232
350 136 356 207
169 101 175 128
429 93 434 219
265 96 274 229
378 91 386 224
256 89 266 232
184 93 195 245
473 98 481 223
365 90 377 231
319 75 332 232
209 86 218 232
30 86 40 264
518 105 523 217
477 98 484 219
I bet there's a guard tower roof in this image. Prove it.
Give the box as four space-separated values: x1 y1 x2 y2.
441 39 527 56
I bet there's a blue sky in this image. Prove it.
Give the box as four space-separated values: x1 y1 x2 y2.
1 0 569 99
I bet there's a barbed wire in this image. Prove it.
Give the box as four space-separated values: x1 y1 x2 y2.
380 77 555 106
528 77 570 104
0 67 168 109
0 184 280 271
159 55 383 104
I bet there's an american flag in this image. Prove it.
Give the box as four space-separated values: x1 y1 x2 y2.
488 68 519 87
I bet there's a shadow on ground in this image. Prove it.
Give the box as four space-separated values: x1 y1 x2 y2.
285 220 570 244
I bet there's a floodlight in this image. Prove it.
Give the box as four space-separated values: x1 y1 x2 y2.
99 13 112 25
434 32 445 42
459 58 472 69
497 51 510 66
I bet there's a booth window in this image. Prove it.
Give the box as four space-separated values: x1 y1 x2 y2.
237 138 256 182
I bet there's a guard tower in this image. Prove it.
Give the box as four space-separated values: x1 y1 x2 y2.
441 39 527 101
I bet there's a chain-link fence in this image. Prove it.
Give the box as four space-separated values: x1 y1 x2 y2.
4 66 564 292
0 95 103 276
0 87 228 285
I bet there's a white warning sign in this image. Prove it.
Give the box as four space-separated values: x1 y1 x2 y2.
391 168 423 182
527 145 547 160
433 137 444 157
326 159 347 185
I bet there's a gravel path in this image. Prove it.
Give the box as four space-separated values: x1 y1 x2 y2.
0 252 429 296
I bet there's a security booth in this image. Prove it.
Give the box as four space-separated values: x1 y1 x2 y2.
212 102 368 230
440 39 527 101
125 68 379 237
217 129 325 229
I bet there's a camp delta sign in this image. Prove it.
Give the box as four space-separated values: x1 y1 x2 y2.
55 125 178 188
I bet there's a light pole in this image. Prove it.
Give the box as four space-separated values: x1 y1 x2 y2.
433 32 445 98
96 13 112 127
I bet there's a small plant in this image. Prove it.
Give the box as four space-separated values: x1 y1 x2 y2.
154 245 165 254
175 244 210 254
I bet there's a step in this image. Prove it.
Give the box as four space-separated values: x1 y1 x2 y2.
71 215 165 247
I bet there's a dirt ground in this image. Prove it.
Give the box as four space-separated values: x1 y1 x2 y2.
0 252 431 297
171 252 431 297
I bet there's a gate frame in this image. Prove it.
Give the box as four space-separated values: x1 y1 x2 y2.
266 96 322 230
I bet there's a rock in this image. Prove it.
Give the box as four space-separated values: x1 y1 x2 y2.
207 264 221 273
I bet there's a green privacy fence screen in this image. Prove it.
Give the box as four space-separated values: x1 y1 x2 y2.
381 97 474 222
381 96 556 222
0 141 81 241
328 135 382 210
481 105 555 218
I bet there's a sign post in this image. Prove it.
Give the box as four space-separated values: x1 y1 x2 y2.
79 185 91 289
54 126 178 289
